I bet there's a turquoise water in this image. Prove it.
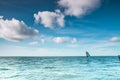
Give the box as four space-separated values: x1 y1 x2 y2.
0 56 120 80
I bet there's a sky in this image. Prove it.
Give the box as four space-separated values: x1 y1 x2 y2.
0 0 120 56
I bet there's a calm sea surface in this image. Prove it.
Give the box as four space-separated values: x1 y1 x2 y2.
0 56 120 80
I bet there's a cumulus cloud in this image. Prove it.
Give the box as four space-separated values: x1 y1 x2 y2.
110 37 120 42
34 9 65 29
28 41 39 46
58 0 101 17
41 39 45 44
34 0 101 28
52 37 78 44
0 16 3 19
0 17 39 42
53 37 67 44
71 38 78 44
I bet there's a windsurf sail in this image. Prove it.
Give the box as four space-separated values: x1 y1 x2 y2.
86 51 90 59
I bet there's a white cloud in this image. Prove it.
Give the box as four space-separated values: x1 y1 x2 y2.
58 0 100 17
53 37 78 44
41 39 45 44
71 38 78 44
110 37 120 42
0 16 3 19
53 37 67 44
34 9 65 29
28 41 39 46
0 17 39 42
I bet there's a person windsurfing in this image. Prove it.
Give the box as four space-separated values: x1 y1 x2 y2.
86 51 90 60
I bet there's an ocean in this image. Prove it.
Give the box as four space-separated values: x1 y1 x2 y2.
0 56 120 80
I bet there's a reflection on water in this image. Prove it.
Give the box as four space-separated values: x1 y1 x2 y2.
0 56 120 80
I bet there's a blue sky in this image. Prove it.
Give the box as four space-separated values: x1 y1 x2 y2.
0 0 120 56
